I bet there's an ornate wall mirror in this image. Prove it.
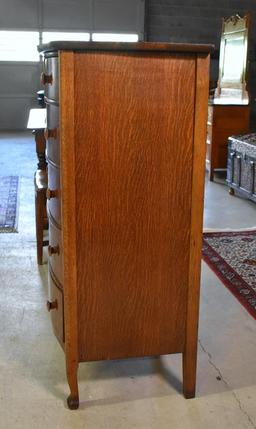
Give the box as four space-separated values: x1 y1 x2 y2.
215 14 250 104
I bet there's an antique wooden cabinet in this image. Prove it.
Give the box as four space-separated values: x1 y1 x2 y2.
207 103 250 181
40 41 212 409
207 15 251 181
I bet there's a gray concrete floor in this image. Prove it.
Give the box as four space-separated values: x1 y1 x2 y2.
0 132 256 428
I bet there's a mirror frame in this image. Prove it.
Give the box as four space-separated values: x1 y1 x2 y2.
216 14 250 101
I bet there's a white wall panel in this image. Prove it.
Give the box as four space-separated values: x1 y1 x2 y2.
0 0 145 129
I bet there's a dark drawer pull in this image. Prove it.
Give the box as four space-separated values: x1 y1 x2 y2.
46 188 58 200
41 72 53 85
48 245 60 256
44 128 57 140
47 300 58 311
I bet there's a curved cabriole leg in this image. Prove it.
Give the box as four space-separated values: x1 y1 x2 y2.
66 362 79 410
67 394 79 410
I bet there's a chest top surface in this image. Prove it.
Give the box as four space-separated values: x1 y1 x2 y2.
38 40 214 56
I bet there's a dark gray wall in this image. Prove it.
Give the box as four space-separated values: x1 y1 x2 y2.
146 0 256 128
146 0 256 46
0 0 145 130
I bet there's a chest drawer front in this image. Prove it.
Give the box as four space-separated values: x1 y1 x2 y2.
48 218 63 285
48 271 64 347
46 103 60 166
43 56 59 102
47 161 61 226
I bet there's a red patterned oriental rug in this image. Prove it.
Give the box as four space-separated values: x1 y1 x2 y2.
202 230 256 319
0 176 19 233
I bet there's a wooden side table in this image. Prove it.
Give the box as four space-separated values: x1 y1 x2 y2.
27 109 48 264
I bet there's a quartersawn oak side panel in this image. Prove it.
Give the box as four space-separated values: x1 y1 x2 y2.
74 52 196 361
59 51 79 395
183 54 210 398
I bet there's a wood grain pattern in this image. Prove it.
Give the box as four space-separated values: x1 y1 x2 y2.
74 52 196 361
44 45 210 408
183 54 210 398
59 51 79 405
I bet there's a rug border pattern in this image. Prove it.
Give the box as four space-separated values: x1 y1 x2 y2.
0 175 19 233
203 231 256 320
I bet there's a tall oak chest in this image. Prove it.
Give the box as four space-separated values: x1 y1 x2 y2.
40 41 212 409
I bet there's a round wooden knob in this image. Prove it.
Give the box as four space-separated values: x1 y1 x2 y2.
47 300 58 311
48 245 60 256
41 72 53 85
46 188 58 200
44 128 57 140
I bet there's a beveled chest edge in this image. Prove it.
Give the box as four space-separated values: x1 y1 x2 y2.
182 54 210 397
39 41 214 56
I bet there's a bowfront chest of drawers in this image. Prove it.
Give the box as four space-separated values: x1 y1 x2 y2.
40 41 212 409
